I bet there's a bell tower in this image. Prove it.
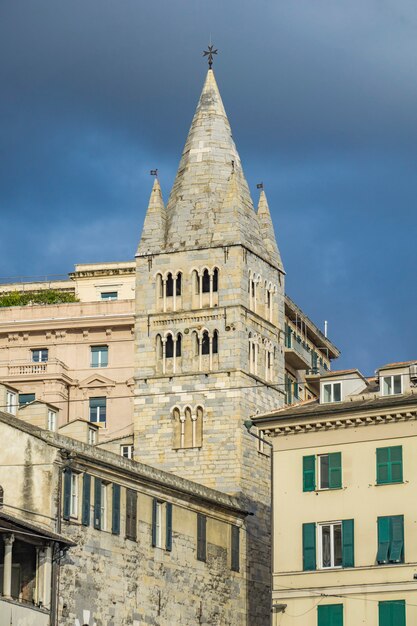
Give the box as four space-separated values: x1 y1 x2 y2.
134 67 285 624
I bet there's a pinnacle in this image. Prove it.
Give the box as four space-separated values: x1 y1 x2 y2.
257 190 284 270
136 178 166 255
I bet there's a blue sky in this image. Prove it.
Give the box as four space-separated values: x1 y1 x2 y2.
1 0 416 373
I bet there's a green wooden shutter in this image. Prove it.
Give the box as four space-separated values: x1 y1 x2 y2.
82 473 91 526
302 522 316 571
94 477 102 530
166 502 173 552
63 469 71 521
390 446 403 483
377 517 390 563
342 519 354 567
376 447 390 484
231 525 240 572
389 515 404 563
112 484 121 535
152 498 157 547
318 604 343 626
329 452 342 489
303 456 316 492
197 513 207 562
379 600 406 626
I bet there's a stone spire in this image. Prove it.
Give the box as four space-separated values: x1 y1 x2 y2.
137 177 166 255
165 69 265 257
257 189 284 270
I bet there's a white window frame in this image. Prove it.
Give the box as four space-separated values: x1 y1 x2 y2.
121 445 133 459
6 391 17 415
90 345 108 368
88 428 97 445
155 501 163 548
31 348 48 363
322 382 342 403
70 473 78 519
47 410 56 431
381 374 403 396
318 521 342 570
318 454 330 490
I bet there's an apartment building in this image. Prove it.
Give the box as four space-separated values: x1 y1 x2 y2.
253 360 417 626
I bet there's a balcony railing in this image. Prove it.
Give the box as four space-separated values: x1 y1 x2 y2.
4 359 69 378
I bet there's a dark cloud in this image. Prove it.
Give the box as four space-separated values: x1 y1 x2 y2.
0 0 416 372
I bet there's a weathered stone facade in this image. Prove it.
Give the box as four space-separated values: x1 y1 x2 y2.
134 69 286 624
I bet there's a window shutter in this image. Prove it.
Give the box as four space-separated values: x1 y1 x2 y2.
329 452 342 489
152 498 157 547
318 604 343 626
94 477 102 530
231 525 240 572
342 519 354 567
379 600 406 626
377 447 390 484
303 456 316 492
112 484 121 535
197 513 207 562
166 502 173 552
377 517 390 563
82 474 91 526
63 469 72 521
125 489 137 541
302 522 316 571
389 515 404 563
390 446 403 483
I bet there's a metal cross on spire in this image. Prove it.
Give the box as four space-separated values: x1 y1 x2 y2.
203 44 218 69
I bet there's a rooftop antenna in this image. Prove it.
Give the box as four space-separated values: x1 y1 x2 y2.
324 320 328 338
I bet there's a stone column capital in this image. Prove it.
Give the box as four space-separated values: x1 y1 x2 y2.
3 533 15 546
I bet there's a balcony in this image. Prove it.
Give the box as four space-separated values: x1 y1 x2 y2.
0 359 71 382
285 332 312 370
0 599 49 626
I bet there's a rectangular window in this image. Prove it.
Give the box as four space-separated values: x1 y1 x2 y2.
319 522 342 569
101 291 118 300
112 484 121 536
63 469 72 521
31 348 48 362
318 604 343 626
82 474 91 526
379 600 406 626
70 473 78 518
88 428 97 445
89 397 106 425
197 513 207 562
48 410 56 431
166 502 173 552
19 393 35 406
322 382 342 403
125 489 137 541
90 345 108 368
100 482 107 531
303 453 342 492
94 478 102 530
121 445 133 459
376 446 403 484
231 525 240 572
382 375 402 396
377 516 404 564
6 391 17 415
303 520 354 571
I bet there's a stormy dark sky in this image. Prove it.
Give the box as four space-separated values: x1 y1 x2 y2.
1 0 416 373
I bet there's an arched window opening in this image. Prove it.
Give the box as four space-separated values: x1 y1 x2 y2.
202 269 210 293
251 281 255 298
176 333 182 357
201 331 210 355
176 272 182 296
166 335 174 359
212 330 219 354
213 268 219 292
184 406 193 448
166 273 174 297
195 405 204 448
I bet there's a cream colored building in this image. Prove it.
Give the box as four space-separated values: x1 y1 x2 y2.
254 360 417 626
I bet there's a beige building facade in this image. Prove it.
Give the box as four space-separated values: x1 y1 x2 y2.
254 360 417 626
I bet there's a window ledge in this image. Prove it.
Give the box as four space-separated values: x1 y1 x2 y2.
374 481 406 487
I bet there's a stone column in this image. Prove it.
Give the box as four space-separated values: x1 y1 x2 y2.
209 273 213 308
163 279 167 312
43 545 53 609
209 336 213 371
173 337 177 374
173 276 177 311
162 339 166 375
199 274 203 309
3 533 15 599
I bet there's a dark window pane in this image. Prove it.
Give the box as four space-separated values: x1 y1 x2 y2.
213 269 218 292
334 524 342 566
202 332 210 355
176 334 182 357
212 331 218 354
333 383 341 402
166 273 174 297
166 335 174 358
19 393 35 406
176 273 182 296
320 455 329 489
202 270 210 293
321 525 331 567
